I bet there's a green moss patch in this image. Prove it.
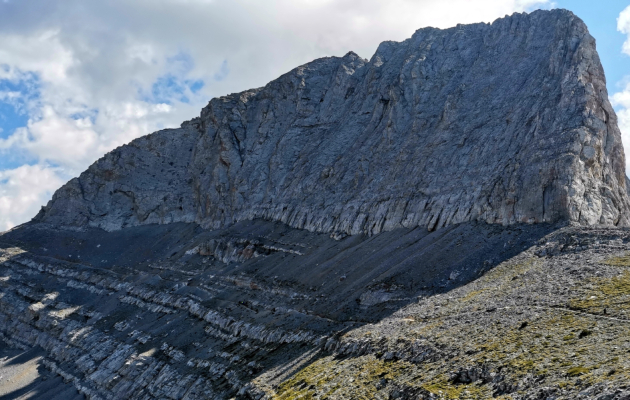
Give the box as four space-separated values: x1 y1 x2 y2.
273 356 411 400
567 366 590 377
602 255 630 267
569 271 630 312
422 376 492 399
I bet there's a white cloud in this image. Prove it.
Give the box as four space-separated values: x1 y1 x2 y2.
0 164 63 231
612 81 630 176
22 106 99 169
0 31 74 84
614 6 630 176
0 0 551 230
618 5 630 56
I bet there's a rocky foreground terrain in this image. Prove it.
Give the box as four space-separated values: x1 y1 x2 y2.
3 8 630 400
4 221 630 399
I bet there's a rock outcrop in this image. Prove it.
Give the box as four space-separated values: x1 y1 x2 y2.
5 8 630 400
4 216 630 399
34 9 630 234
0 219 558 399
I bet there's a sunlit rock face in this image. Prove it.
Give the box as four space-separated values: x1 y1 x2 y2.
35 9 630 235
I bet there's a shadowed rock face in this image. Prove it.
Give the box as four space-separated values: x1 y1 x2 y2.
34 9 630 235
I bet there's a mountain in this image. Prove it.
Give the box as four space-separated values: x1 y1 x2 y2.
2 9 630 400
35 9 629 234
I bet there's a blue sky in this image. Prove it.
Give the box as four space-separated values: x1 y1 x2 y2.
0 70 40 169
0 0 629 231
555 0 630 102
0 71 39 136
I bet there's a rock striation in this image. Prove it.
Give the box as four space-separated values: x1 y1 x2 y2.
5 8 630 400
34 9 630 235
4 213 630 398
0 219 558 399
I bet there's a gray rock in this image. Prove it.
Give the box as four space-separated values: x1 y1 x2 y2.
9 10 630 396
0 218 558 399
33 9 630 235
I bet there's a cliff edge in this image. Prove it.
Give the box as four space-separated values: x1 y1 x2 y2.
35 9 630 234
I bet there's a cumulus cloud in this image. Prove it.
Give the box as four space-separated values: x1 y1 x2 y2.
0 164 63 231
0 0 551 230
619 5 630 56
614 6 630 176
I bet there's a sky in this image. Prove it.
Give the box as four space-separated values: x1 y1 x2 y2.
0 0 629 231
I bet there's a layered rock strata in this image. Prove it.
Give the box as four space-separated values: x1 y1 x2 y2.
34 9 630 234
5 221 630 398
0 219 554 399
4 7 630 400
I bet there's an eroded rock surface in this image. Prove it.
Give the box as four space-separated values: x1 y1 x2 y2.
35 9 630 235
0 220 555 399
4 222 630 398
4 8 630 400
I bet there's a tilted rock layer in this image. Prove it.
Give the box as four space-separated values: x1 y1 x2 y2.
7 9 630 400
36 9 630 234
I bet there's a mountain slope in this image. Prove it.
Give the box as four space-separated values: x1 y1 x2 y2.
35 9 629 235
2 8 630 400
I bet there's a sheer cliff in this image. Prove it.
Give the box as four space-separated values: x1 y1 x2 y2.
34 9 630 234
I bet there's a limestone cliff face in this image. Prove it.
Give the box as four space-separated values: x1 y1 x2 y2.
36 9 629 234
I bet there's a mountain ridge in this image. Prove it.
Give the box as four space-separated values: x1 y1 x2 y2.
4 9 630 400
34 8 630 235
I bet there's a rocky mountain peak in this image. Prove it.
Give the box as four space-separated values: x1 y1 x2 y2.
6 10 630 400
35 9 629 234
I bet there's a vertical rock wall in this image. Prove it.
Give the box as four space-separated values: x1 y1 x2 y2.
35 9 630 234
